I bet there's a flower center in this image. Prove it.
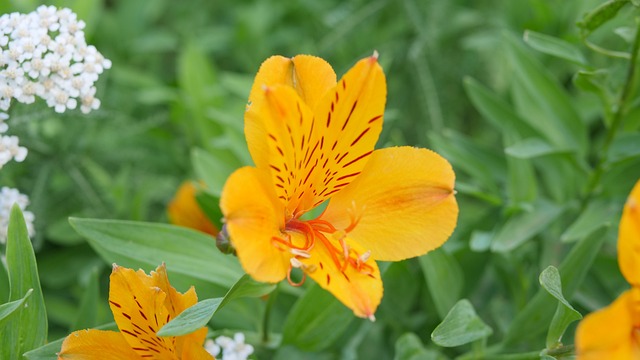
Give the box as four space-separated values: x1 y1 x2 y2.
270 214 373 287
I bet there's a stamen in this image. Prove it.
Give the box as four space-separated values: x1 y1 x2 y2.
359 250 371 263
290 257 304 268
291 248 311 258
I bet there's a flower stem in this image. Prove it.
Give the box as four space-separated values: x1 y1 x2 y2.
261 283 279 343
581 19 640 209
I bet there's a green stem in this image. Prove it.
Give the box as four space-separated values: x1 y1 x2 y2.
581 19 640 208
261 283 279 343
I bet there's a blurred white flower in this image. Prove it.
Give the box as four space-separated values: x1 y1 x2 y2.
0 186 35 244
0 5 110 115
205 333 254 360
0 133 27 167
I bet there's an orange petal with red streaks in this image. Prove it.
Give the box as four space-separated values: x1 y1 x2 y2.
246 55 336 173
57 330 139 360
167 181 218 236
321 147 458 261
108 265 177 358
220 166 291 283
293 231 383 319
575 288 640 359
618 179 640 286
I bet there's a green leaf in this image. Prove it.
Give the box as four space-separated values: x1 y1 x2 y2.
573 70 613 123
71 266 101 331
523 30 586 65
282 284 353 351
192 147 239 197
0 260 8 303
609 132 640 162
504 138 571 159
503 227 608 346
394 333 446 360
561 199 619 242
505 33 586 155
419 248 464 320
577 0 630 35
0 289 33 326
158 274 275 336
539 266 582 348
69 218 243 288
491 201 563 252
431 299 492 347
23 338 64 360
1 205 48 359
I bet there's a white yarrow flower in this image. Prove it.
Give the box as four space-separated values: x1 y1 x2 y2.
0 186 35 244
205 333 254 360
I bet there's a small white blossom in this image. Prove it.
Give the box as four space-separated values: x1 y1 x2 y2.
0 134 27 166
0 5 110 115
0 112 8 132
0 186 35 244
205 333 254 360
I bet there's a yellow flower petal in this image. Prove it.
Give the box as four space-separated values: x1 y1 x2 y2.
246 55 336 176
167 181 218 236
245 54 386 217
618 179 640 286
292 231 382 319
220 166 290 283
108 265 179 358
321 147 458 261
575 289 640 359
58 330 139 360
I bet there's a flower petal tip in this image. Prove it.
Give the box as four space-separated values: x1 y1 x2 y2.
367 314 376 322
371 50 379 61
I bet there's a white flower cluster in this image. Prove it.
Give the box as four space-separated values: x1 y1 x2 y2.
0 5 111 114
0 186 35 244
205 333 254 360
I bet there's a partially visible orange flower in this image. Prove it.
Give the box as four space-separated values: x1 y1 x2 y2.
220 53 458 319
168 181 218 236
576 179 640 359
58 264 214 360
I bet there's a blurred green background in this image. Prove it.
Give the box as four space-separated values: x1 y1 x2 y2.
2 0 640 358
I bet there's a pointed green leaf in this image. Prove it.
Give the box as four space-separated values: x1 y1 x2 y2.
523 30 586 65
491 201 563 252
504 138 571 159
1 205 48 359
69 218 243 288
158 274 275 336
419 248 464 320
505 33 586 155
0 289 33 326
431 299 492 347
503 227 608 346
282 284 353 351
561 199 618 242
577 0 630 35
539 266 582 348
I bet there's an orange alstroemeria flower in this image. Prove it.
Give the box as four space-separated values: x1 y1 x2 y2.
58 264 214 360
576 179 640 359
168 181 218 236
220 53 458 319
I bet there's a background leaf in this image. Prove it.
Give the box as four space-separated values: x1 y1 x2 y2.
431 299 492 347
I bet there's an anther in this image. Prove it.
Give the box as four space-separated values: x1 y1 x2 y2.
291 248 311 258
290 257 304 268
359 250 371 264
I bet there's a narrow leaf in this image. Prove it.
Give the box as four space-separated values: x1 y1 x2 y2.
394 333 446 360
71 266 101 331
523 30 586 64
561 199 619 242
577 0 630 35
431 299 492 347
419 248 464 320
491 201 563 252
282 284 353 351
504 138 570 159
0 288 33 326
539 266 583 348
69 218 243 288
158 274 275 336
1 205 47 359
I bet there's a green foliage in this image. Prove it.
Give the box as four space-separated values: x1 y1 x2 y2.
2 0 640 358
1 206 48 359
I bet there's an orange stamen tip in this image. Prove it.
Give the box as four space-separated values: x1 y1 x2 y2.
371 50 379 61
